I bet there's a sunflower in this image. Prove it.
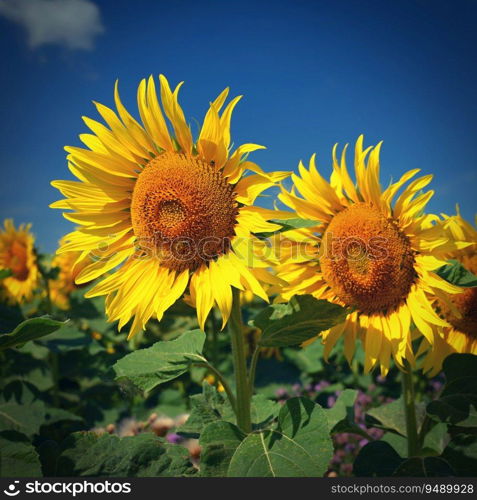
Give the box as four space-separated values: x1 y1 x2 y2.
277 136 465 375
51 75 288 338
49 236 92 309
422 211 477 375
0 219 39 304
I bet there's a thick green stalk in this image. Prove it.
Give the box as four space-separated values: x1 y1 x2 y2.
401 361 420 457
248 346 261 394
229 288 252 433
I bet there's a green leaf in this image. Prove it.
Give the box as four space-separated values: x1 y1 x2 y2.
113 329 206 392
325 389 358 433
367 396 425 437
199 421 245 477
367 398 407 436
442 434 477 477
435 259 477 287
427 395 477 427
178 385 280 436
16 340 50 358
227 397 333 477
250 295 348 348
0 431 42 477
440 353 477 397
40 324 90 353
422 423 450 456
43 409 84 426
270 218 319 231
426 353 477 427
2 380 41 406
177 382 226 435
0 269 12 279
393 457 455 477
57 432 196 477
0 317 65 351
283 342 324 374
381 433 408 458
256 218 320 237
0 401 46 437
250 394 281 427
354 441 404 477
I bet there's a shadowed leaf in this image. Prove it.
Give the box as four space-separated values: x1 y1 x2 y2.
113 330 206 392
57 432 196 477
227 397 333 477
0 317 65 351
251 295 348 348
199 421 245 477
435 259 477 287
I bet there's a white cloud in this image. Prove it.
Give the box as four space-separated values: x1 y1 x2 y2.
0 0 104 50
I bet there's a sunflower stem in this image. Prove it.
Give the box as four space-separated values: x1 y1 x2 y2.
248 346 261 394
229 287 252 433
401 361 420 457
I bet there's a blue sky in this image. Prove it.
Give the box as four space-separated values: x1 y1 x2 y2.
0 0 476 253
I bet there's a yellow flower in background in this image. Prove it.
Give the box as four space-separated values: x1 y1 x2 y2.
204 374 225 393
49 237 92 309
277 136 465 375
51 75 288 338
0 219 39 304
422 211 477 375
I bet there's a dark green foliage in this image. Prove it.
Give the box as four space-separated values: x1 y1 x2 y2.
228 398 333 477
1 280 476 478
251 295 348 347
57 432 195 477
435 259 477 287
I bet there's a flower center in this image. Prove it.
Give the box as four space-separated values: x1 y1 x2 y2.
131 152 238 271
7 240 29 281
320 203 417 314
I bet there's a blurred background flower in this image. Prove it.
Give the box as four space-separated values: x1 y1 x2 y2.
0 219 39 304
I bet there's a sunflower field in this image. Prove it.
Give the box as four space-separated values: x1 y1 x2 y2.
1 75 477 479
